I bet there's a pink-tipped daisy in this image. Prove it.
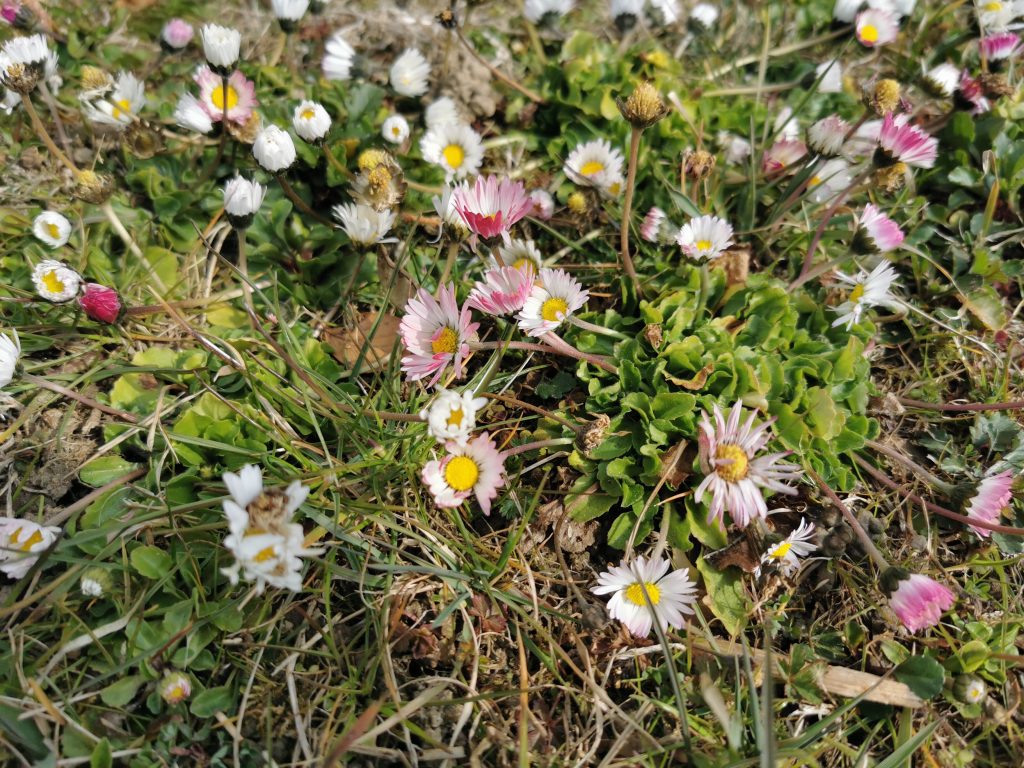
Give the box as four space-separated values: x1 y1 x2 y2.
641 206 679 244
591 555 698 638
695 401 801 529
980 31 1022 62
676 214 734 260
528 189 555 220
855 8 899 48
762 139 807 174
876 112 938 169
518 268 589 336
956 70 990 114
194 66 258 125
964 469 1014 538
884 570 955 633
421 432 506 515
467 265 534 316
855 203 905 253
399 284 479 387
452 175 533 241
807 115 850 157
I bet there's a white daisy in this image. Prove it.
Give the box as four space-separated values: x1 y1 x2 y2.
200 24 241 71
610 0 645 26
0 330 19 388
695 401 801 529
977 0 1023 32
591 555 698 638
816 59 843 94
425 96 464 130
292 100 331 143
717 131 752 164
390 48 430 98
32 211 71 248
322 31 355 80
756 518 816 577
518 268 589 336
271 0 310 24
174 93 214 134
421 433 506 515
831 261 901 329
807 115 850 157
648 0 681 24
252 125 296 172
382 114 410 144
159 672 192 704
332 203 397 246
497 238 543 274
223 176 266 228
564 139 625 196
855 8 899 47
0 517 61 580
83 71 145 128
2 88 21 115
524 0 575 24
690 2 720 28
807 158 852 204
833 0 864 22
774 106 800 142
676 214 734 260
220 464 323 594
923 62 960 97
32 259 81 303
421 123 484 180
420 388 487 446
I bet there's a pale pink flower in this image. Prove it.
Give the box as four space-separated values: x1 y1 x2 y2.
695 401 801 529
807 115 850 157
161 18 194 50
528 189 554 220
762 139 807 174
965 470 1014 538
641 206 678 244
876 112 938 169
980 32 1021 62
399 284 479 386
467 265 534 316
856 203 904 252
421 433 505 515
886 571 955 633
855 8 899 48
452 175 533 240
194 66 258 125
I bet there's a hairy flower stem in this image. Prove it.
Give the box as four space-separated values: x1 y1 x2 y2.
453 26 544 104
619 126 643 293
504 437 575 458
482 392 577 429
275 174 335 228
865 439 955 494
439 241 460 284
896 396 1024 413
323 145 352 180
470 338 617 374
806 465 890 569
852 454 1024 536
569 316 630 340
235 228 253 316
20 94 79 173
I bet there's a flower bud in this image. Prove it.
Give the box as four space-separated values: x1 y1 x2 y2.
682 148 716 180
78 283 123 324
73 170 115 204
79 567 111 598
865 79 901 116
953 674 986 705
159 671 192 704
618 81 668 129
567 190 588 214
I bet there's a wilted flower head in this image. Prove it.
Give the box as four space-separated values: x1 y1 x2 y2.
756 518 816 577
964 469 1014 538
618 80 667 129
0 33 49 93
592 555 698 638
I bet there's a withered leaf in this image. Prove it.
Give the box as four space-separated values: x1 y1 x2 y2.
324 312 401 371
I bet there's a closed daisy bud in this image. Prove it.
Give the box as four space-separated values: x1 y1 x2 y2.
32 259 81 303
881 568 955 633
0 330 20 388
682 148 716 180
953 674 987 705
964 469 1014 538
955 70 990 114
159 672 192 704
223 176 266 229
452 175 533 240
33 211 71 248
610 0 644 32
79 566 111 597
272 0 310 31
382 114 410 144
525 0 575 26
200 23 241 73
73 170 115 204
690 3 719 29
865 78 901 116
390 48 430 98
923 62 959 98
292 100 331 143
253 125 296 172
78 283 123 324
808 115 851 157
161 18 194 51
618 80 667 129
567 190 588 214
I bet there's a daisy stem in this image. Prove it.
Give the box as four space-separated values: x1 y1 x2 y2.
274 174 336 228
895 396 1024 413
323 146 352 180
100 202 145 262
453 26 545 104
569 316 630 340
619 126 643 292
481 392 577 429
852 454 1024 536
20 94 79 174
235 227 253 316
470 339 617 374
805 465 890 570
865 439 956 495
503 437 574 458
792 169 870 285
22 372 140 424
406 179 443 195
439 241 460 284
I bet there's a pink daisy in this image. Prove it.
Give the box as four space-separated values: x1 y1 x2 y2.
956 70 990 115
761 139 807 174
855 8 899 48
695 401 801 529
885 571 955 633
641 206 677 244
528 189 554 220
421 432 506 515
452 175 533 241
964 469 1015 538
980 32 1021 62
194 66 258 125
876 113 938 169
399 284 479 387
856 203 904 252
467 265 534 316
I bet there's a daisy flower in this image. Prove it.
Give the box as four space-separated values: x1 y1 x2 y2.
518 268 589 336
855 203 904 252
756 518 816 577
32 211 71 248
390 48 430 97
816 59 843 94
452 175 533 240
977 0 1022 32
0 517 61 580
78 283 122 324
200 23 241 72
421 433 506 515
194 66 258 125
174 93 213 134
876 112 938 169
980 31 1022 61
762 139 807 174
223 176 266 229
883 569 955 632
220 464 323 594
718 131 752 164
420 123 484 180
382 114 410 144
676 214 734 260
400 283 479 386
497 238 543 274
833 0 863 22
964 469 1014 538
923 62 960 97
332 203 397 246
0 330 19 388
161 19 194 50
292 100 331 143
591 555 698 638
32 259 81 303
647 0 680 24
610 0 644 30
322 31 355 80
420 388 487 445
0 33 49 93
528 189 554 220
641 206 676 244
564 139 625 196
83 71 145 128
467 265 534 316
690 2 719 28
253 125 296 172
955 71 990 114
695 400 801 529
831 261 901 329
807 158 852 204
425 96 464 130
855 8 899 47
159 672 192 704
524 0 575 24
808 115 850 157
272 0 310 28
431 184 470 241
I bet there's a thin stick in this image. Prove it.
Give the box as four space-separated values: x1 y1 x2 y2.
503 437 574 458
806 465 890 568
471 338 617 374
22 372 139 424
453 27 544 104
619 127 642 291
235 227 254 316
20 95 79 173
276 174 335 227
481 392 577 429
896 396 1024 413
865 439 955 494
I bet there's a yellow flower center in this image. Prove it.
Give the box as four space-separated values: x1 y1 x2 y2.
809 175 821 187
253 545 277 563
860 24 878 43
442 143 465 169
444 455 479 491
46 223 61 239
12 527 44 551
625 581 661 606
301 108 316 120
41 270 65 295
715 444 749 483
849 284 865 304
111 97 132 118
579 160 604 176
431 326 459 355
512 258 532 272
696 239 712 252
541 297 569 323
985 1 1003 10
608 181 622 196
211 84 239 111
392 125 402 136
446 407 464 428
167 683 187 701
770 541 793 560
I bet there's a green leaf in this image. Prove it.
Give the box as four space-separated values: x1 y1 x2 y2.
130 545 172 579
894 655 946 700
90 738 112 768
956 640 991 674
190 685 235 717
536 370 577 399
99 676 144 708
696 556 748 636
79 456 140 488
963 285 1007 330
